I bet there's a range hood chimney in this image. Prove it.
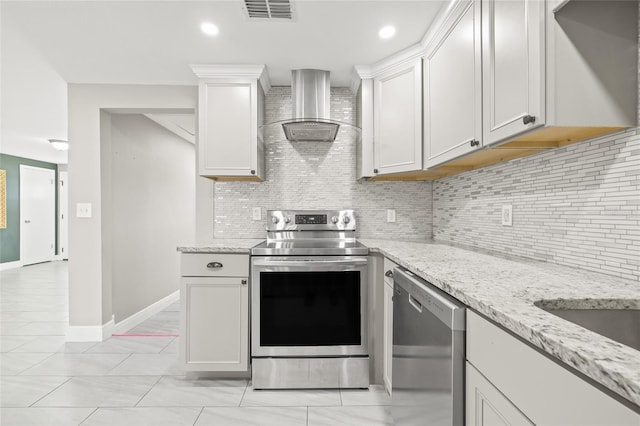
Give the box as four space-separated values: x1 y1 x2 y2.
281 69 340 142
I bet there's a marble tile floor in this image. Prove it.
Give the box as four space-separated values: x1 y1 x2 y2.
1 261 392 425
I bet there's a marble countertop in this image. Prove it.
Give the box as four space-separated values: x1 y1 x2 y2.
177 237 639 406
361 239 640 407
177 239 264 254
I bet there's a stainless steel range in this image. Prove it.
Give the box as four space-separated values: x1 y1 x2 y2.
251 209 369 389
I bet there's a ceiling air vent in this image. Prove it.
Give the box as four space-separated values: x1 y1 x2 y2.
243 0 294 20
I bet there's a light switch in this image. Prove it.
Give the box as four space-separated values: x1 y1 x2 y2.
387 209 396 223
252 207 262 221
77 203 92 218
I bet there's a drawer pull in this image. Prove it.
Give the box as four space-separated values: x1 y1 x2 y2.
206 262 223 269
385 270 393 278
241 279 247 285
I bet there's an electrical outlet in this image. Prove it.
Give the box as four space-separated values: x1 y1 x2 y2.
501 204 513 226
76 203 92 218
387 209 396 223
252 207 262 221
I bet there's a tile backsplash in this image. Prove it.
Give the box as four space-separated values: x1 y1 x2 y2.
213 87 432 240
432 128 640 281
213 87 638 282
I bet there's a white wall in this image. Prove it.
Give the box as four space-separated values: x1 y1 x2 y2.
0 19 68 164
110 114 195 322
67 84 198 340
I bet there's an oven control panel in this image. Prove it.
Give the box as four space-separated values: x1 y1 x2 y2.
266 210 356 231
295 214 327 225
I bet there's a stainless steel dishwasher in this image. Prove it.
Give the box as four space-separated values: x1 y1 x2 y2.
392 267 466 426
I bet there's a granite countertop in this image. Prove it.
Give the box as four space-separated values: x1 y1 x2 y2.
361 239 640 407
177 239 264 254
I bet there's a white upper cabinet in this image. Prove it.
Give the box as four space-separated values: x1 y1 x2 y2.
373 59 423 175
482 0 545 146
354 0 637 180
423 0 482 168
192 65 268 181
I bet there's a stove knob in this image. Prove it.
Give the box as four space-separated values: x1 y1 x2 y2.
284 216 291 224
271 216 279 224
342 216 351 224
331 216 339 224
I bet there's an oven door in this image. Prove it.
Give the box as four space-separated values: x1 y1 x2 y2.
251 256 368 357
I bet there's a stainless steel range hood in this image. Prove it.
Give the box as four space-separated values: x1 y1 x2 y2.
281 69 340 142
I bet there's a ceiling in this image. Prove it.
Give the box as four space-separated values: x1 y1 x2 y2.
3 0 445 86
1 0 446 164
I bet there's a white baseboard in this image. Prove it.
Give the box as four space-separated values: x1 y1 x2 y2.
112 290 180 335
65 290 179 342
0 261 23 271
66 319 115 342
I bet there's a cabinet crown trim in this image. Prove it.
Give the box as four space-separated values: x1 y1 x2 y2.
350 0 472 92
190 64 271 93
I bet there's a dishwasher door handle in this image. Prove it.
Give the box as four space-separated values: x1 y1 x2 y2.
393 267 466 331
408 294 422 313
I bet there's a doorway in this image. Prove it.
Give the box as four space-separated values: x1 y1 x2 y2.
20 165 55 265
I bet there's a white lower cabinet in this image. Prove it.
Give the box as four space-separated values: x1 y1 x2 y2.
180 254 249 372
466 311 639 425
466 362 533 426
382 257 398 395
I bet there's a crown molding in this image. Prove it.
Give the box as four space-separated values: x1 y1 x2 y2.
350 0 464 87
258 67 272 94
421 0 470 55
353 41 424 82
189 64 271 92
350 65 373 94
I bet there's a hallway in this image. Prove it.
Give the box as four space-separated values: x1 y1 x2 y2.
0 262 392 426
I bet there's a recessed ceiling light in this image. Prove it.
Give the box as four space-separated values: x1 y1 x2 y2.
378 25 396 40
201 22 219 37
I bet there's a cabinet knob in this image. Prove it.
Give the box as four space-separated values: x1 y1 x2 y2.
469 139 480 147
385 270 393 278
523 115 536 125
206 261 223 269
373 169 378 174
241 279 247 285
250 169 256 175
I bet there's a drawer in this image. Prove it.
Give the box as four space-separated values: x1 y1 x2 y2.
181 253 249 277
383 257 398 286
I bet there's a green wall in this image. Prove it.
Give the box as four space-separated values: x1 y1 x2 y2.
0 154 58 264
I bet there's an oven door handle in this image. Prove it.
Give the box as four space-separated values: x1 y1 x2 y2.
252 258 368 268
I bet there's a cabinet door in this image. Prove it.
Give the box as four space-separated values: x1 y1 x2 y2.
181 276 249 371
383 281 393 395
424 0 482 168
373 60 422 175
198 80 260 178
467 362 534 426
482 0 544 146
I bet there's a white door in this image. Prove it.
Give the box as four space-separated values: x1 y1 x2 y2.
59 171 68 260
20 165 56 265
